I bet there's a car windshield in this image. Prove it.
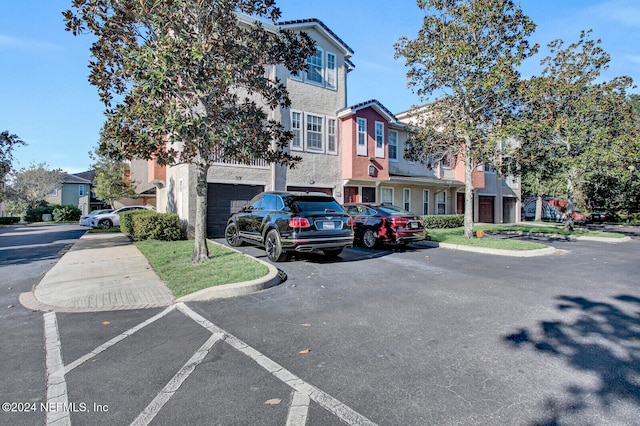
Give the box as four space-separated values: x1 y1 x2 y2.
378 205 413 216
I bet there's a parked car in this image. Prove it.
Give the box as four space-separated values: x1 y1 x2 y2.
343 203 425 248
89 205 154 229
79 209 114 227
224 191 354 262
571 210 587 226
587 211 617 223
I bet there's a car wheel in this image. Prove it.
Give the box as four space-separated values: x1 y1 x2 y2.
323 248 343 259
362 228 378 249
225 222 243 247
99 219 113 229
265 229 287 262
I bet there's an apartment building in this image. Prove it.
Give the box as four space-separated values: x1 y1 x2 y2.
130 15 520 237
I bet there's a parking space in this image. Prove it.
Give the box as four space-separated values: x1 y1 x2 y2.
45 304 375 425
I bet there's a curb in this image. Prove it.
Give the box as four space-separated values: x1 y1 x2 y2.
174 240 285 302
418 240 564 257
576 236 631 243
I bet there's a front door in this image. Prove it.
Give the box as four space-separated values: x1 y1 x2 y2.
362 187 376 203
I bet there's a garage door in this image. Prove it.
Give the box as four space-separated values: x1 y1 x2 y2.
478 196 495 223
207 183 264 238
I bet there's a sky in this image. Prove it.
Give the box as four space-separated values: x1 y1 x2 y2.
1 0 639 174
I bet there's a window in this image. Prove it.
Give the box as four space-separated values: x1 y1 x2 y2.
388 130 398 161
326 52 337 90
403 188 411 212
78 185 85 197
441 152 453 168
375 121 385 158
380 187 393 204
306 114 323 151
423 190 430 215
291 111 303 150
327 118 337 154
357 117 367 156
306 48 324 84
436 191 446 215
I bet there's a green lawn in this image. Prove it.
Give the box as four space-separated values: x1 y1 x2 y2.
426 228 547 250
135 239 269 298
426 223 625 250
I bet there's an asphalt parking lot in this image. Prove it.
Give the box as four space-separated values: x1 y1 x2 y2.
3 226 638 425
201 231 639 425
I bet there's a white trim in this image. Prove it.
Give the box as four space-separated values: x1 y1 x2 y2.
375 121 385 158
306 47 324 86
388 130 398 162
356 117 367 156
327 117 337 155
436 191 446 215
403 188 411 212
422 189 430 215
305 113 324 152
326 51 337 91
290 110 303 151
380 186 394 204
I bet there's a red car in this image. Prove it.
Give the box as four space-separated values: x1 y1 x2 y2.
343 203 425 248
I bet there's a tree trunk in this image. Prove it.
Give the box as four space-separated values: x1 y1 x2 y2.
535 195 543 222
464 147 474 239
192 159 210 264
564 169 576 231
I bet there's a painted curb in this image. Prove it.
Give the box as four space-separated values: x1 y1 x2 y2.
175 240 284 302
418 240 564 257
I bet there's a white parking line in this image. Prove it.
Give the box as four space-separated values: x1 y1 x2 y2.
44 312 70 426
64 305 176 374
130 332 223 426
176 303 377 426
286 391 310 426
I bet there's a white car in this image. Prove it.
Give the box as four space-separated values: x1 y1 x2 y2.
79 209 114 227
90 205 154 229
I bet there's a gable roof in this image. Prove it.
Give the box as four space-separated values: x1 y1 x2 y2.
278 19 354 58
62 173 92 185
337 99 397 123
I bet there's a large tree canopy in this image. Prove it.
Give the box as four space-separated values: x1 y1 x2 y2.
395 0 537 238
8 163 64 208
512 30 638 226
64 0 316 262
89 146 136 208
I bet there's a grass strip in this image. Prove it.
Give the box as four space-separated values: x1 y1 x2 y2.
135 239 269 298
475 223 626 238
426 228 547 250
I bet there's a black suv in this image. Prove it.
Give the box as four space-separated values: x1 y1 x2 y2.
224 191 354 262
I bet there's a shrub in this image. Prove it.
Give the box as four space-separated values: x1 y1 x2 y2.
131 212 184 241
422 214 464 229
120 209 155 235
24 204 60 222
53 205 82 222
0 217 20 225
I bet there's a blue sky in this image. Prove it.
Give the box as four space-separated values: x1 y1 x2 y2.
1 0 638 174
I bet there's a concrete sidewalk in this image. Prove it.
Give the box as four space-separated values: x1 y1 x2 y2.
19 232 282 313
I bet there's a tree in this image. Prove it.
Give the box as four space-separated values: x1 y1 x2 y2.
394 0 537 238
90 146 136 208
513 31 636 228
8 163 64 208
64 0 315 263
1 130 26 201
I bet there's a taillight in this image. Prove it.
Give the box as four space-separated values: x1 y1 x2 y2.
346 217 354 227
390 218 408 227
289 217 311 228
